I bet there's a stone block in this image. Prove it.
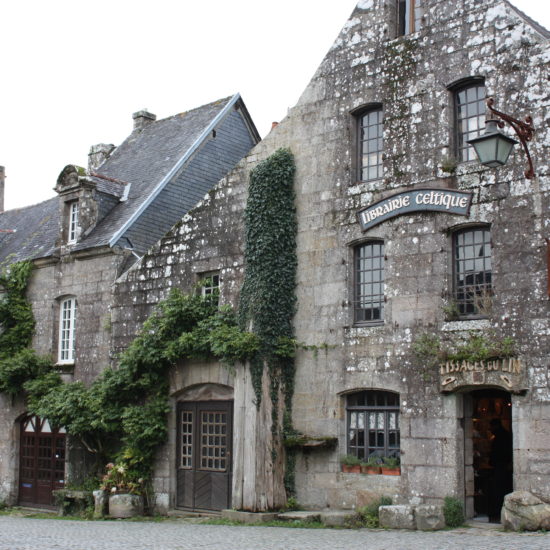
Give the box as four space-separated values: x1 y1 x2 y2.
501 491 550 531
221 509 278 524
415 504 445 530
153 492 170 516
277 510 321 523
320 510 356 527
93 490 107 518
108 494 144 518
379 505 416 530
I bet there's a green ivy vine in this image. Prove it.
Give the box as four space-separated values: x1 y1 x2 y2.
1 277 259 489
238 148 298 493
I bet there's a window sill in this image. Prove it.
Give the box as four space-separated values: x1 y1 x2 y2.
55 362 75 373
441 318 491 332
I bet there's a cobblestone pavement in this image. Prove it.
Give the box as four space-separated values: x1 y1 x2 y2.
0 517 549 550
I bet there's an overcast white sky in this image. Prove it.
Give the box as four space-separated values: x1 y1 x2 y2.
1 0 548 210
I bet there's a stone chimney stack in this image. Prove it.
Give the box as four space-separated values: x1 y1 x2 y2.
132 109 156 131
0 166 5 213
88 144 116 172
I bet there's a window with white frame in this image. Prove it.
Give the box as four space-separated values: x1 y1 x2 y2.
58 297 77 363
68 201 79 244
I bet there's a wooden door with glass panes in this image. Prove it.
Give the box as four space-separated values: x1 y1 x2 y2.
19 416 66 507
176 401 232 511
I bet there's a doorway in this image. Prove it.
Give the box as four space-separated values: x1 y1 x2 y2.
176 400 233 511
465 390 513 522
19 416 66 507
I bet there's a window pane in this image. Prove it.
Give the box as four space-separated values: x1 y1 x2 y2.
359 108 383 181
454 227 492 316
455 83 485 162
354 242 384 323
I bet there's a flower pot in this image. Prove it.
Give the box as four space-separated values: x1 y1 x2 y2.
381 467 401 476
341 464 361 473
108 493 144 518
361 465 381 475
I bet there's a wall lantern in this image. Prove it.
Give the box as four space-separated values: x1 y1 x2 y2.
468 97 536 179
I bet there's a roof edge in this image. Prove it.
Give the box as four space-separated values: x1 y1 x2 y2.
108 93 242 248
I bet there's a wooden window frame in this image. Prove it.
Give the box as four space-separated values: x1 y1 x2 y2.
454 81 486 163
346 390 400 460
453 226 492 318
353 241 385 325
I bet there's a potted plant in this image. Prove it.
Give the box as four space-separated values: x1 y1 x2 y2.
381 456 401 476
101 462 145 518
361 455 381 475
340 454 361 473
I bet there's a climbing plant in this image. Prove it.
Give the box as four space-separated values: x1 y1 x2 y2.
238 147 297 407
238 148 298 494
0 261 55 397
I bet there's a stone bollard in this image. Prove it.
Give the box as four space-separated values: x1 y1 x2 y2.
379 505 416 530
93 490 108 519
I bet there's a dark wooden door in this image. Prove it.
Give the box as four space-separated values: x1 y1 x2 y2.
176 401 232 511
19 416 66 507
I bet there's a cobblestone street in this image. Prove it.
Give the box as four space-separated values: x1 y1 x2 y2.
0 517 549 550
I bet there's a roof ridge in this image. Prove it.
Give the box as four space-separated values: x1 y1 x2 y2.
148 95 235 125
0 196 58 216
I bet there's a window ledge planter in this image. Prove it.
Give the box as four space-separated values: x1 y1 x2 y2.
361 464 382 475
380 467 401 476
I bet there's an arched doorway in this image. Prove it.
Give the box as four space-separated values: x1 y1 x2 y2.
464 390 513 522
19 416 66 507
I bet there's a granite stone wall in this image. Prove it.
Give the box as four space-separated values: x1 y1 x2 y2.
110 0 549 513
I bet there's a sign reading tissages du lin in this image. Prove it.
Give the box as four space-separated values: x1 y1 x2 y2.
357 188 473 231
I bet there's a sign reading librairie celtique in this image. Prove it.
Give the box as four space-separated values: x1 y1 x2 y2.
357 188 473 231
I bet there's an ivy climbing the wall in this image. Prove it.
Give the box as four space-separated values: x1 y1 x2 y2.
0 261 54 397
0 273 259 491
238 148 298 494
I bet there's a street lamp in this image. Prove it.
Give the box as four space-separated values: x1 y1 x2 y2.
467 97 536 179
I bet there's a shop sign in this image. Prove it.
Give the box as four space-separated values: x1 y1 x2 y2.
439 357 527 394
357 188 473 231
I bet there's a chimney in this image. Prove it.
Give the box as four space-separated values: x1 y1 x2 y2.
271 121 279 130
132 109 156 131
0 166 5 213
88 143 116 172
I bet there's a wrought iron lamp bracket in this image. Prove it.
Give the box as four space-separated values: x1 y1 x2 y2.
486 97 536 179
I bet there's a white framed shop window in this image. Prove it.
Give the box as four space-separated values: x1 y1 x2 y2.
58 297 77 364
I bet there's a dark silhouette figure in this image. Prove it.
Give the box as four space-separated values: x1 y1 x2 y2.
488 418 513 522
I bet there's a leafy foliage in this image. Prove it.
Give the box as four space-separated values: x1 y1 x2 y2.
238 148 297 405
413 331 516 365
350 496 393 528
237 149 298 495
443 496 465 527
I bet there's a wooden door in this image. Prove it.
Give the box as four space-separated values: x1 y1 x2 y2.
176 401 232 511
19 416 66 507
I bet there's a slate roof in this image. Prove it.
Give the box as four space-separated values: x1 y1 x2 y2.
0 94 255 265
73 95 237 252
0 198 59 264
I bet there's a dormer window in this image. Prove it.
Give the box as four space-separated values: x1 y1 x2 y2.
397 0 423 36
68 201 79 244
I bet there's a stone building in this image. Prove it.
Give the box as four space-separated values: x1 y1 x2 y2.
0 95 259 506
111 0 549 522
